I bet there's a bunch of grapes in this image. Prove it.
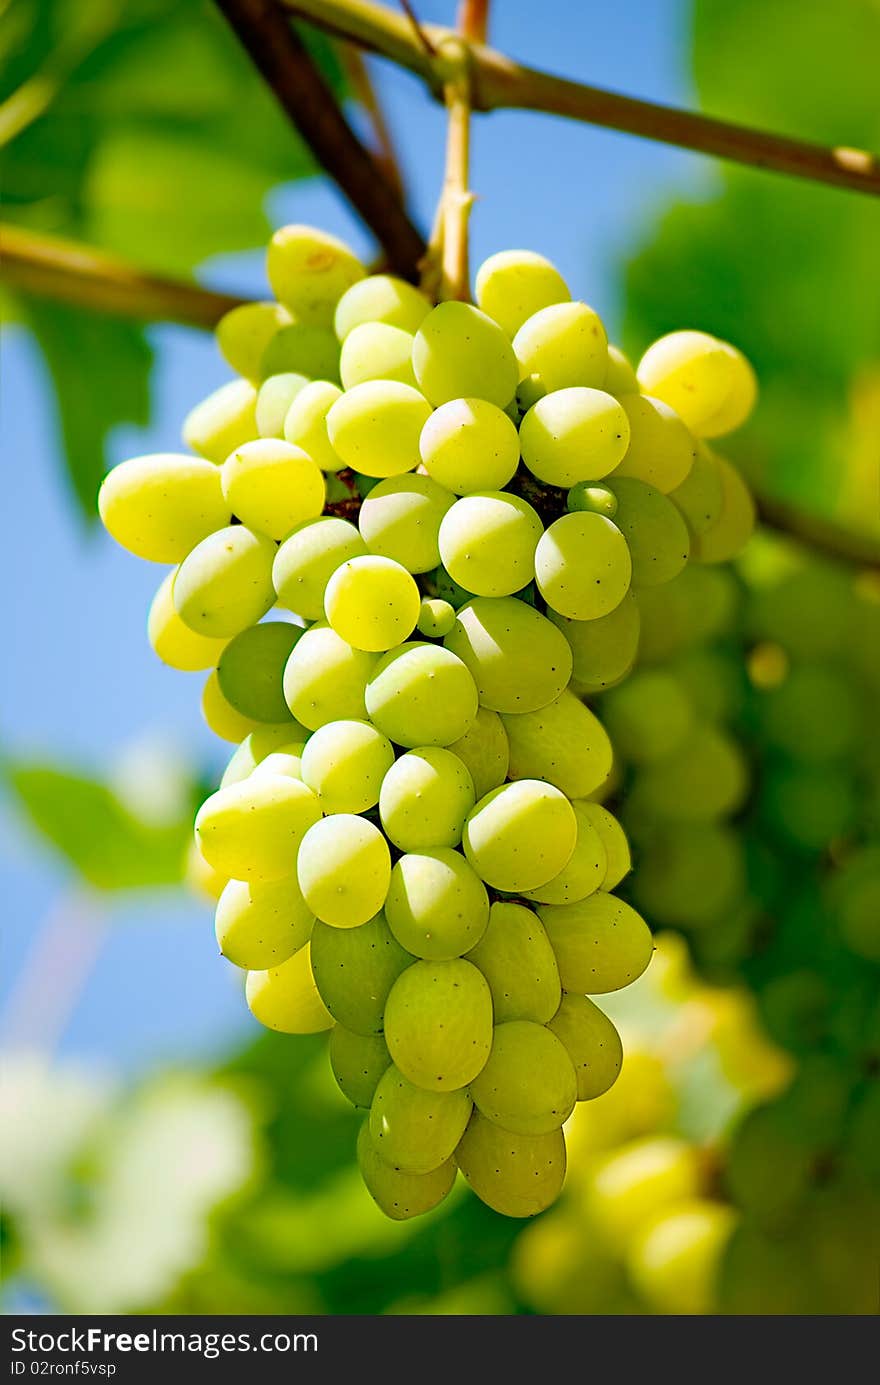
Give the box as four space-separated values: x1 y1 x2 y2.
98 224 757 1221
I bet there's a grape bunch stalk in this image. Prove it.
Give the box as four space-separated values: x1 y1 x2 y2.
98 224 758 1221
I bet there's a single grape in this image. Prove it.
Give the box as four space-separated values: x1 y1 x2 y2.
548 591 640 693
273 515 367 621
612 394 697 492
444 597 572 713
536 893 653 994
631 723 748 822
147 572 229 671
637 330 756 436
215 875 314 970
182 379 258 463
379 746 475 851
172 525 276 638
577 802 631 890
462 779 577 893
606 477 690 587
501 689 613 799
356 1119 455 1220
255 372 310 439
216 300 290 380
195 773 321 881
470 1020 577 1135
260 322 340 383
329 1026 391 1107
412 301 518 408
419 397 520 494
547 993 623 1100
310 912 413 1034
217 622 303 723
220 438 325 540
340 322 416 388
513 301 607 394
282 623 378 730
324 554 420 652
690 454 755 563
447 707 510 799
698 343 757 437
465 900 561 1024
327 380 432 477
358 473 454 574
566 482 618 517
585 1136 701 1251
631 823 746 930
365 642 479 748
385 848 489 959
627 1201 736 1315
369 1066 472 1173
297 814 391 928
438 492 542 598
603 344 639 396
519 387 630 486
334 274 431 339
282 380 346 472
475 249 570 337
201 671 260 744
522 800 607 905
245 942 332 1033
383 958 493 1091
266 224 365 326
535 511 632 620
667 442 724 535
602 668 694 764
300 718 394 814
416 596 457 638
455 1112 566 1218
98 453 229 563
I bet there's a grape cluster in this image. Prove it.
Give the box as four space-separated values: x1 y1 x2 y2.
98 224 757 1221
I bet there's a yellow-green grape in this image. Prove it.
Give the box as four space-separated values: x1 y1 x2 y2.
365 642 479 748
462 780 577 893
221 438 325 540
369 1066 472 1173
182 379 259 463
537 893 653 994
513 301 608 395
634 723 748 822
245 942 332 1033
636 329 732 433
447 707 509 799
668 442 724 536
465 901 561 1024
470 1021 577 1135
300 718 394 814
548 591 640 693
357 1119 455 1221
340 322 416 388
98 454 230 563
216 301 290 380
690 454 755 563
606 476 690 587
282 380 346 472
613 394 697 492
475 249 570 337
334 273 431 339
195 773 321 881
283 623 377 730
358 473 454 574
501 690 613 799
577 802 630 890
216 622 302 723
628 1201 736 1315
417 597 456 638
214 875 314 970
566 481 618 518
585 1136 701 1252
698 344 757 437
383 958 493 1091
455 1112 566 1218
273 516 367 621
297 814 391 929
310 912 413 1034
220 723 309 787
826 845 880 962
604 344 639 396
172 525 276 638
329 1026 391 1107
327 380 431 477
255 372 310 438
519 388 630 486
147 572 229 671
419 397 520 494
379 747 475 851
201 671 261 743
438 493 542 597
602 668 693 765
385 848 489 959
444 597 572 713
266 224 365 326
250 747 306 781
522 800 607 905
324 555 420 653
260 322 340 383
547 993 622 1100
413 301 518 408
185 838 227 903
535 513 632 620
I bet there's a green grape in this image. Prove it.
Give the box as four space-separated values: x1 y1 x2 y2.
98 453 229 563
512 301 608 394
465 900 561 1024
172 525 276 638
606 476 690 587
260 322 340 382
417 596 456 638
324 555 420 652
501 690 613 799
633 723 748 822
603 344 639 396
195 773 321 881
444 597 572 713
297 814 391 929
438 493 542 597
602 668 693 764
339 322 416 388
201 671 261 743
631 823 746 930
536 893 653 994
365 642 479 748
698 343 757 437
383 958 493 1091
535 512 631 621
759 664 860 764
217 622 302 723
577 802 630 890
566 482 618 517
266 224 365 326
220 438 325 539
282 380 346 472
455 1112 566 1218
220 723 309 787
637 330 736 435
255 372 310 439
637 564 739 661
586 1136 701 1251
329 1026 391 1107
385 848 489 959
282 623 377 729
215 875 314 970
627 1201 735 1314
273 516 367 620
326 380 431 477
369 1066 472 1172
690 454 755 563
462 779 577 893
827 846 880 962
548 591 640 693
519 387 630 486
547 993 622 1100
762 760 856 851
216 301 290 380
358 473 454 574
613 393 697 493
668 442 724 536
475 249 570 337
725 1103 815 1226
147 572 229 671
522 800 607 905
447 707 509 798
470 1020 577 1134
419 397 520 494
310 912 413 1034
245 942 333 1033
334 273 431 339
379 746 475 851
357 1119 455 1221
250 747 306 782
673 646 744 722
300 718 394 814
412 301 518 407
182 378 259 463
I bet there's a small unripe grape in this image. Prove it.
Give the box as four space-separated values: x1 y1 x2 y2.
416 597 456 638
566 482 618 518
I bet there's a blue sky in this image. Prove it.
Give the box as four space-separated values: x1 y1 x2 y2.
1 0 707 1073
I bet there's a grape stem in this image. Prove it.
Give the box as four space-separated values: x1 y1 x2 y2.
438 39 475 303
